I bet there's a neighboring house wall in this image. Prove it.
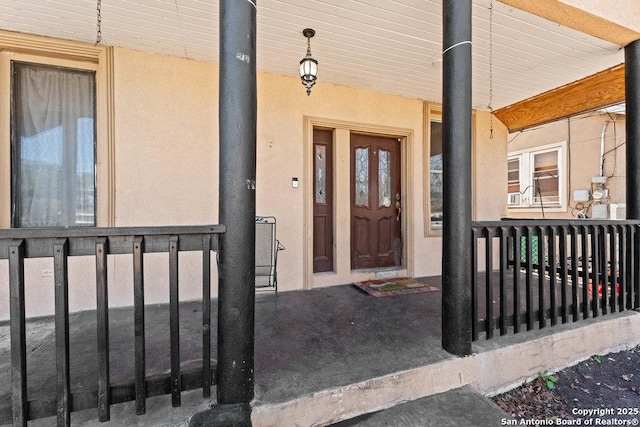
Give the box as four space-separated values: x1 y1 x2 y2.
505 111 626 220
0 33 507 320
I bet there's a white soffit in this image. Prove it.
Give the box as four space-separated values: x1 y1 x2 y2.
0 0 625 110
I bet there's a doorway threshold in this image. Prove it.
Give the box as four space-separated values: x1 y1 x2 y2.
374 269 405 279
350 267 405 280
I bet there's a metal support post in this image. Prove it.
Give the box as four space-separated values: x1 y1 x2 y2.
626 39 640 219
218 0 257 411
441 0 473 356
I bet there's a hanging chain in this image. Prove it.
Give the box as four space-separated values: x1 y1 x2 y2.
488 0 494 139
96 0 102 45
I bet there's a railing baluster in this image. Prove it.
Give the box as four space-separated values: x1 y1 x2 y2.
559 226 568 324
54 239 71 427
600 225 608 316
548 227 557 326
133 236 146 415
202 235 212 397
525 227 534 331
537 226 546 328
485 228 494 339
632 226 637 308
471 228 479 340
169 236 181 407
627 226 638 310
95 237 110 421
619 225 627 312
513 227 522 333
9 240 27 427
580 226 590 319
570 225 579 322
591 225 601 318
609 225 618 314
499 227 508 336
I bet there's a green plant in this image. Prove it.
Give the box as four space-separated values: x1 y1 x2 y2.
539 370 557 389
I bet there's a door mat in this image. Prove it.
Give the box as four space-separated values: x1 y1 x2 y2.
354 277 440 297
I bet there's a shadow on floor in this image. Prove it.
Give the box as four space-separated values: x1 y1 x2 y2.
2 274 634 425
0 277 449 424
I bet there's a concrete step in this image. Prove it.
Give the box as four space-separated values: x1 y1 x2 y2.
250 311 640 426
329 385 510 427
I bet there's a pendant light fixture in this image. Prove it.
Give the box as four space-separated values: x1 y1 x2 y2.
299 28 318 96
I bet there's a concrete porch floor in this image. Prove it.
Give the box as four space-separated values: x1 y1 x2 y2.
1 276 640 426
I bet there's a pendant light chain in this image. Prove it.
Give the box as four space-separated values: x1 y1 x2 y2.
96 0 102 45
488 0 494 139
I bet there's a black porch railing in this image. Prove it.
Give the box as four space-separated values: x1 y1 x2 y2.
472 220 640 341
1 225 225 426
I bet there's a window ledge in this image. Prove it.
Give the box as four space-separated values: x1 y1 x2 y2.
507 205 567 213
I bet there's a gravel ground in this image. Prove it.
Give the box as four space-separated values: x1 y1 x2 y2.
492 345 640 425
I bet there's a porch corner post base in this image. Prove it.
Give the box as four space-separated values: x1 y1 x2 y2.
188 403 252 427
442 303 473 356
626 39 640 219
441 0 473 357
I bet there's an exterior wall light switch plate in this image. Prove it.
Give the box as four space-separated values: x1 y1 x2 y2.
292 177 298 188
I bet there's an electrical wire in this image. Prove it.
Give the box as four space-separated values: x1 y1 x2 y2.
518 184 545 219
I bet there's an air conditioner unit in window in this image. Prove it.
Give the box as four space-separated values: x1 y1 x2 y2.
508 192 521 206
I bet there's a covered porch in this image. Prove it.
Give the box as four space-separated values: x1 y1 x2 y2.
3 219 640 425
2 275 639 426
2 0 640 425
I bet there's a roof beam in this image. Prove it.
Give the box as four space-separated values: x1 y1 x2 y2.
498 0 640 46
493 1 638 131
494 64 625 132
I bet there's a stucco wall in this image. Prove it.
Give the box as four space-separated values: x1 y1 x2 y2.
474 110 509 221
506 112 626 220
114 49 219 227
258 73 426 289
0 45 507 320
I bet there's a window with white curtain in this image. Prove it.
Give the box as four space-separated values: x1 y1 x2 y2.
12 62 96 227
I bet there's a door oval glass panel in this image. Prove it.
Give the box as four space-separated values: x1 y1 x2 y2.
355 147 369 207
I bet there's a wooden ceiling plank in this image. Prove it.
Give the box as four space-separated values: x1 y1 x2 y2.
494 64 625 132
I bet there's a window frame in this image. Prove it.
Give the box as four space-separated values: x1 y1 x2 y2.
425 106 443 235
428 120 443 233
0 31 113 228
11 61 98 228
507 141 568 212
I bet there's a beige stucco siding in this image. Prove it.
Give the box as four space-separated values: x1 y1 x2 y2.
474 110 509 221
0 45 507 319
114 49 219 226
258 73 427 289
506 112 626 220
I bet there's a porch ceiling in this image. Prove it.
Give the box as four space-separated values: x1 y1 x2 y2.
0 0 629 114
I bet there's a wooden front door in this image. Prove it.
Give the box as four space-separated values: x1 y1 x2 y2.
351 134 402 270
